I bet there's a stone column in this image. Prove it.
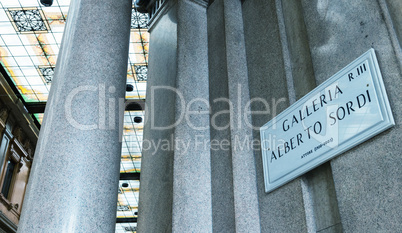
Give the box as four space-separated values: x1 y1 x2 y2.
242 0 309 231
222 0 261 232
17 0 132 232
137 2 177 232
172 0 212 232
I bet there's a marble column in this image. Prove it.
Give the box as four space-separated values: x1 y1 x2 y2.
137 2 177 232
172 0 212 232
18 0 132 232
242 0 308 232
222 0 261 232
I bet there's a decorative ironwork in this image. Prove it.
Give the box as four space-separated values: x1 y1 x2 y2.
8 8 48 33
131 10 149 29
117 205 130 211
38 67 55 84
149 0 166 20
124 226 137 231
134 65 148 81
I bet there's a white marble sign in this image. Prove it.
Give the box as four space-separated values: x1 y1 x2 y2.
260 49 394 193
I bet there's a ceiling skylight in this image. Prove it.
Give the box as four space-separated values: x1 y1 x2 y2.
0 1 148 232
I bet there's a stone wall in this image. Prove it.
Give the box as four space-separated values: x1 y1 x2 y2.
138 0 401 232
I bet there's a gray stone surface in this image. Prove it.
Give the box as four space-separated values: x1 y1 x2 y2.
317 223 343 233
304 163 342 233
172 0 212 232
384 0 402 44
137 3 177 233
301 0 402 231
207 1 236 232
138 1 214 232
242 0 308 232
140 0 401 232
280 0 316 101
222 0 261 232
278 1 343 232
207 0 261 231
17 0 132 232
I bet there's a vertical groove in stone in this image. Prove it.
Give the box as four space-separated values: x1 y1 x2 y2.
222 0 261 232
278 1 343 232
275 0 297 105
304 164 343 233
378 0 402 70
172 0 212 232
278 0 316 100
383 0 402 42
300 177 317 233
275 1 315 231
207 0 236 232
17 0 132 232
242 0 307 231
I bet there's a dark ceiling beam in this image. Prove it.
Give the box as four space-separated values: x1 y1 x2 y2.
120 172 140 180
116 217 137 223
24 99 146 114
125 99 145 111
25 102 46 114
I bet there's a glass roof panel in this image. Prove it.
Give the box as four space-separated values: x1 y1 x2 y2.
0 1 148 231
121 110 144 173
0 0 148 103
117 180 139 215
116 223 137 233
56 0 72 6
34 113 44 124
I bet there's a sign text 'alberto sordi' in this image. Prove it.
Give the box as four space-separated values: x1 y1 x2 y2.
275 78 369 161
260 49 394 192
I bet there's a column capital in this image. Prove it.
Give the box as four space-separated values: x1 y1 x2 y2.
147 0 209 31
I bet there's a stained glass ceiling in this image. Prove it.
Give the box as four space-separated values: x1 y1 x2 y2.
0 0 148 104
0 0 148 232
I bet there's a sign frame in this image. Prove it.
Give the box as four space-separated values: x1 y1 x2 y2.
260 49 395 193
